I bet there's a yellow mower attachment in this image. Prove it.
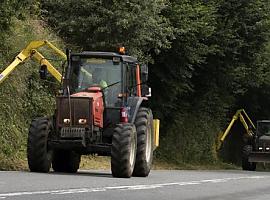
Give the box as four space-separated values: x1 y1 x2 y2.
217 109 255 150
0 40 66 84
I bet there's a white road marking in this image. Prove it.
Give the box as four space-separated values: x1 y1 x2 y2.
0 176 268 199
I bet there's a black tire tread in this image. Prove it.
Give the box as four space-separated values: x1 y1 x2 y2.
242 145 256 171
27 117 52 173
111 123 136 178
133 107 154 177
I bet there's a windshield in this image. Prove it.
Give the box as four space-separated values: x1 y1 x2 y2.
257 122 270 136
70 57 122 106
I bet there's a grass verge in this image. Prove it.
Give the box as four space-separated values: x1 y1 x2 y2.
79 156 238 171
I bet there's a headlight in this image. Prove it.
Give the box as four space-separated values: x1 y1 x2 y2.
63 119 70 124
266 147 270 151
78 119 87 125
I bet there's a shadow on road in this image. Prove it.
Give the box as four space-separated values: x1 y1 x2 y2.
76 171 112 178
48 171 113 178
22 170 114 178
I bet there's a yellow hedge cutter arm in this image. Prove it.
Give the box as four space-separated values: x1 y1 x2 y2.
217 109 256 150
0 40 66 84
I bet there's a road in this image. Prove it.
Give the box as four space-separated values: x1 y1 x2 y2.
0 170 270 199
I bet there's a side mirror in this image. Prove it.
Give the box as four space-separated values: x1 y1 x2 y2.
39 65 48 79
141 64 148 83
146 87 152 97
142 85 152 97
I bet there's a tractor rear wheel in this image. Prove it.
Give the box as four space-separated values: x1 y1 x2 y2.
52 150 81 173
27 117 53 172
133 107 154 177
242 145 256 171
111 123 137 178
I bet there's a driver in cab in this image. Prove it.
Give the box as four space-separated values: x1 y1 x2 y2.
78 67 107 90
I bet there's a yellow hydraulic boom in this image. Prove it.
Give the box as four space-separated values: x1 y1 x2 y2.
0 40 66 84
217 109 256 149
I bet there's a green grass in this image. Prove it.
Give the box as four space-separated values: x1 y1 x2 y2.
79 155 238 171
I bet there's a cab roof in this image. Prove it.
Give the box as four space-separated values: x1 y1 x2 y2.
258 120 270 123
71 51 138 64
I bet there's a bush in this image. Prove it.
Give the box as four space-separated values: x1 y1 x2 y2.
0 19 64 169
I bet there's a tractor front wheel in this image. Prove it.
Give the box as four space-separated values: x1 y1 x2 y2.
242 145 256 171
27 117 53 173
111 123 137 178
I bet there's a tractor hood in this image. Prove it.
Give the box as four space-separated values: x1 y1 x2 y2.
56 87 104 129
56 96 93 129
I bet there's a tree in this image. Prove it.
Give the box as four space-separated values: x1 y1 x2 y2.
150 0 270 164
149 0 218 120
41 0 173 61
191 0 270 116
40 0 270 164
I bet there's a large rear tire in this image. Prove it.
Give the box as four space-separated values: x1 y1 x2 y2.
242 145 256 171
111 123 137 178
52 150 81 173
133 107 154 177
27 117 53 173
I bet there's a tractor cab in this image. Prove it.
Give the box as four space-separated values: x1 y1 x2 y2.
64 51 149 105
68 53 122 107
256 120 270 151
55 51 152 142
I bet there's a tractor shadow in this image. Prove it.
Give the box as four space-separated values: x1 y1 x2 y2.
23 170 113 178
49 170 113 178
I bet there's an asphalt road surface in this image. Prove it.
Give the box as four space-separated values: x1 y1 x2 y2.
1 170 270 199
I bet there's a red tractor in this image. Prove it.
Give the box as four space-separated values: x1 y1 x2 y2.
27 49 159 178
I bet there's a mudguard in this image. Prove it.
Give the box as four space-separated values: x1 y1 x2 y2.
127 97 147 123
127 96 160 148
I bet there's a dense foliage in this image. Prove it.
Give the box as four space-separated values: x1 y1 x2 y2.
0 18 61 169
154 0 270 164
0 0 270 167
40 0 270 164
41 0 173 61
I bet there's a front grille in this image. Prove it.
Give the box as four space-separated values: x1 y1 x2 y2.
60 127 86 138
56 96 92 127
